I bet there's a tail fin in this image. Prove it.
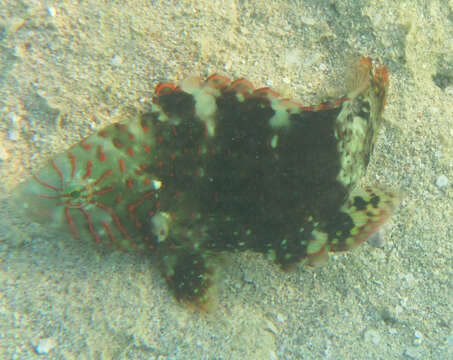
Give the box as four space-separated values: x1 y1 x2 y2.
347 57 373 99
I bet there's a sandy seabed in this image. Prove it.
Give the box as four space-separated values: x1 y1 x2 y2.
0 1 452 359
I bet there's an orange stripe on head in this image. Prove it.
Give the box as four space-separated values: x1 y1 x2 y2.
98 145 106 162
50 160 64 188
94 169 113 185
64 207 79 239
80 141 92 150
155 82 176 96
83 160 93 180
68 152 77 179
229 79 255 95
205 74 231 89
96 203 131 240
253 87 280 99
101 220 116 244
33 174 59 192
79 208 101 243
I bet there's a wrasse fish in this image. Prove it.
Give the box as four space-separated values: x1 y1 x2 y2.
15 58 398 307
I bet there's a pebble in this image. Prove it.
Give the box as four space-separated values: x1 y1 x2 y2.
7 128 19 141
276 313 286 323
367 229 386 248
404 346 422 359
47 7 57 17
400 273 416 288
264 319 278 335
7 111 20 121
110 55 123 67
300 16 316 26
7 112 21 141
413 330 423 345
285 49 302 67
435 175 448 188
364 329 381 345
35 337 56 354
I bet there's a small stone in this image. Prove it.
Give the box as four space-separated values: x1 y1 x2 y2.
264 319 278 335
89 121 98 130
364 329 381 345
110 55 123 67
286 49 302 67
413 330 423 345
35 337 56 354
276 313 286 323
300 16 316 26
400 273 416 288
368 229 385 248
388 328 397 335
404 346 422 359
435 175 448 188
47 7 57 17
8 112 21 124
7 129 19 141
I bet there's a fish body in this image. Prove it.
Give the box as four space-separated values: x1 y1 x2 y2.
15 58 397 306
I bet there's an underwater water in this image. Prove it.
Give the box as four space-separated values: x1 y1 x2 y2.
0 0 452 359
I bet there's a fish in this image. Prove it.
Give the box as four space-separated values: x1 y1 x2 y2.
14 58 398 308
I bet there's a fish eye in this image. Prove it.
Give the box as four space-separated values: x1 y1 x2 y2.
70 190 81 198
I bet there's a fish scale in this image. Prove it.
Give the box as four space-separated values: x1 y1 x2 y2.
14 59 399 308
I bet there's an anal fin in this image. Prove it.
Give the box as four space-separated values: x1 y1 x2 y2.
160 250 218 310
